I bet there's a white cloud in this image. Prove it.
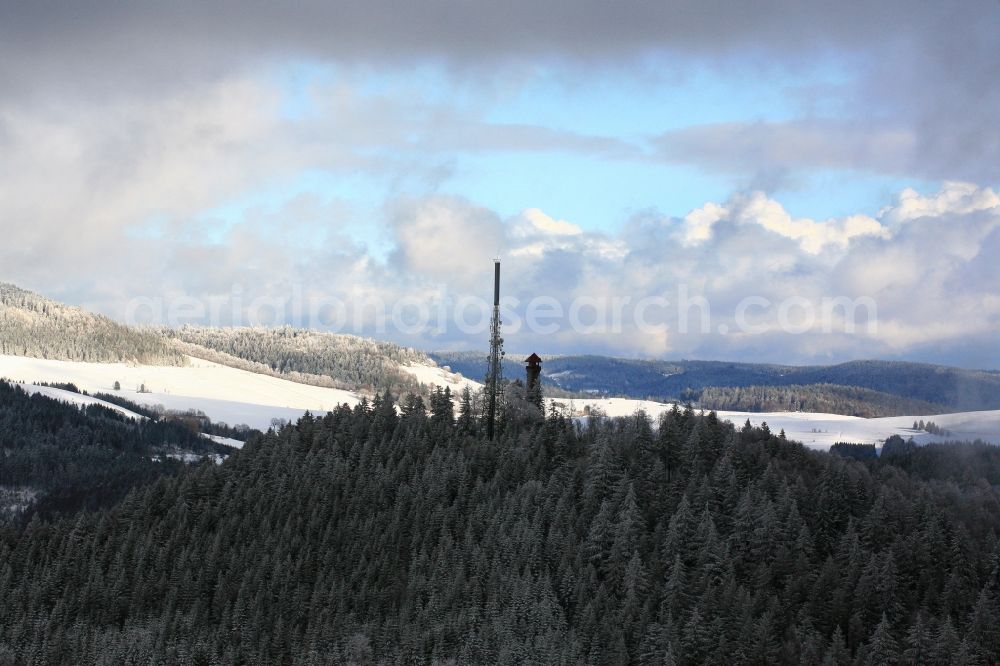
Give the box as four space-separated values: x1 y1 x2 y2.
680 202 726 246
679 193 891 254
12 180 1000 366
885 181 1000 223
387 196 507 284
370 182 997 367
730 192 890 254
515 208 583 237
508 208 624 261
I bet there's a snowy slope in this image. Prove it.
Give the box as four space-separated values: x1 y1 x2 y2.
399 361 481 393
15 382 246 451
718 408 1000 449
203 434 247 449
0 355 361 431
550 394 1000 449
15 383 148 420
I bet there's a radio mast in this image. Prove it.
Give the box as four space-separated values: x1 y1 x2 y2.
485 258 504 439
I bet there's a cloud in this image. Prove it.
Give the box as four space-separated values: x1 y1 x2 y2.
0 1 973 90
504 183 998 367
655 121 920 181
1 2 997 188
3 134 998 367
386 196 506 285
679 194 889 254
886 183 1000 224
680 203 726 246
1 1 999 368
328 182 998 368
0 68 637 299
514 209 583 238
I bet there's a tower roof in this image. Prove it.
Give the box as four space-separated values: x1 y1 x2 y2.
525 353 542 364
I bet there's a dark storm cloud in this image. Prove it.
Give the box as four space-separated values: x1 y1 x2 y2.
652 41 1000 184
5 1 995 183
1 2 994 88
679 4 999 185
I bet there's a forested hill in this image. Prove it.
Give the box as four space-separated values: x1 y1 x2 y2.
0 284 433 394
0 283 183 365
165 325 428 393
432 352 1000 412
3 402 1000 663
692 384 946 418
0 380 230 522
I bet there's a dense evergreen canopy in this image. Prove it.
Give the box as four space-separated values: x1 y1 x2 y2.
0 381 231 522
2 396 999 664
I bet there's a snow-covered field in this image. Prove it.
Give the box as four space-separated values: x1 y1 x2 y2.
15 382 148 420
554 395 1000 449
0 355 362 431
400 362 481 393
203 433 247 449
3 354 999 450
717 409 1000 449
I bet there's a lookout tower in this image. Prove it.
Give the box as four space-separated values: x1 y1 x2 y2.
525 353 541 392
525 353 542 410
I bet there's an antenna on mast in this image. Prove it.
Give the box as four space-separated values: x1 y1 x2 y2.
485 257 504 439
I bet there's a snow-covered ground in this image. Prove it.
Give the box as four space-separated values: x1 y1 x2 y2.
553 395 1000 449
15 382 249 450
16 382 148 420
4 354 999 450
400 361 481 393
0 486 38 515
716 409 1000 449
203 433 247 449
548 396 677 419
0 355 361 431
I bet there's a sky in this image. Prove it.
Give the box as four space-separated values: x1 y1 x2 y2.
1 2 999 368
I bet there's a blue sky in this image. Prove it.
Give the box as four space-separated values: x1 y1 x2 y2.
209 56 940 258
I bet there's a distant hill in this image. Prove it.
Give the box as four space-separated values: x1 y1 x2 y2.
431 352 1000 413
5 282 998 414
164 325 430 394
0 284 433 394
0 283 183 365
786 360 1000 410
692 383 947 418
